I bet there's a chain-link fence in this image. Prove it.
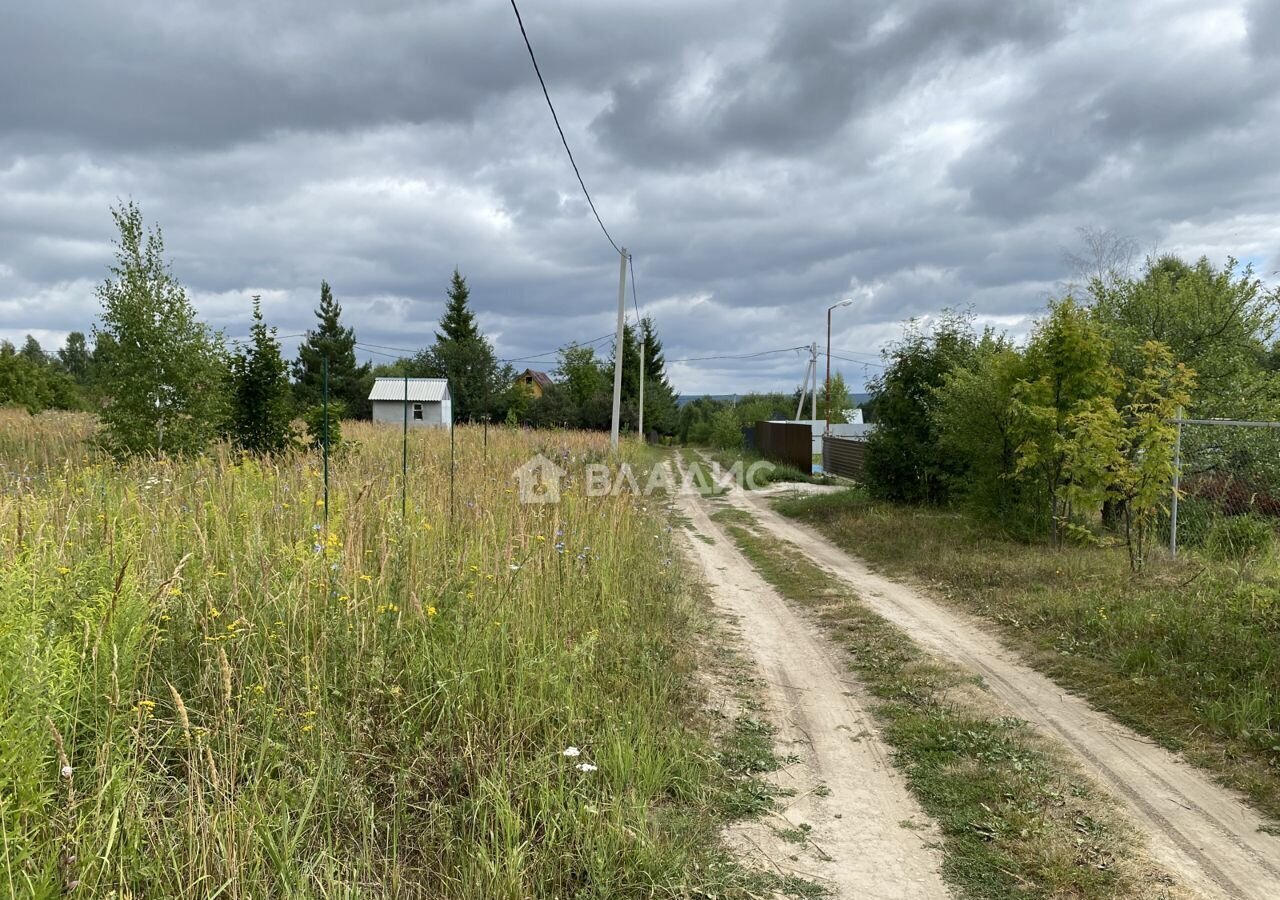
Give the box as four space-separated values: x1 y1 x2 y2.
1167 416 1280 559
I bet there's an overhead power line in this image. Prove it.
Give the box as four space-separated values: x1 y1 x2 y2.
824 351 887 369
629 254 641 324
509 0 621 255
667 345 808 364
500 330 617 364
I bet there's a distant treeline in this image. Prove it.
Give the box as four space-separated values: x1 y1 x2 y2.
1 203 681 453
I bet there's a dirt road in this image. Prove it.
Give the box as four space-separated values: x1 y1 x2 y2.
724 483 1280 900
675 484 953 899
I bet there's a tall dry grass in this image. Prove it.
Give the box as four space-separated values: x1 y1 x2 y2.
0 420 737 898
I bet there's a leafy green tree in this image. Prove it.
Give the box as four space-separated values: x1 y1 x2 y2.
865 311 979 503
0 341 82 413
415 270 510 422
229 297 295 454
707 407 744 449
820 371 852 424
551 343 611 428
1112 341 1195 571
94 202 229 455
1012 297 1119 543
293 281 372 418
58 332 92 384
932 336 1030 526
1090 255 1275 416
20 336 47 367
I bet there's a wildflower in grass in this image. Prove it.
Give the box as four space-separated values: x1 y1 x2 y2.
575 763 598 773
562 747 581 757
208 606 221 619
360 573 372 582
57 566 71 575
427 606 438 617
301 724 315 733
61 764 73 778
509 564 521 572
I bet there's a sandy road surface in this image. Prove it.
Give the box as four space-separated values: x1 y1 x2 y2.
725 482 1280 900
674 482 953 899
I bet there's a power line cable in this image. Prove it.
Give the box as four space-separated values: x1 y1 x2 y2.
508 0 621 255
667 345 808 364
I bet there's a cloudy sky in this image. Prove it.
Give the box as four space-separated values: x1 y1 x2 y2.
3 0 1278 394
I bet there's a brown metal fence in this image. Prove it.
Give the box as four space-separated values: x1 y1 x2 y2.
755 421 812 475
823 435 868 480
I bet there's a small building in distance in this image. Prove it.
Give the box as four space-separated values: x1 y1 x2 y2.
368 378 452 430
515 368 553 399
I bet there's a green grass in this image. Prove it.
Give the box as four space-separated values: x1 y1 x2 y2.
0 420 782 899
776 488 1280 822
710 508 1149 900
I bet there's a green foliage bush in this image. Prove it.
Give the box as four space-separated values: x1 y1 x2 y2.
304 401 345 452
1204 515 1274 561
707 408 743 450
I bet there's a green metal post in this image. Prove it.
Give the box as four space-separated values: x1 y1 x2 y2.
402 374 409 520
322 355 330 530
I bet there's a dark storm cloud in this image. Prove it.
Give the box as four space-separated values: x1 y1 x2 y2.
591 0 1064 166
1 0 1278 394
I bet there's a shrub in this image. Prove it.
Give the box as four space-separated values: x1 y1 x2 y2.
1204 514 1274 561
304 401 345 452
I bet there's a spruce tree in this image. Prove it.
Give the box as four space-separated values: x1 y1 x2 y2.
230 297 294 454
293 281 372 417
639 316 678 433
437 269 480 344
419 269 507 422
58 332 92 384
94 202 229 455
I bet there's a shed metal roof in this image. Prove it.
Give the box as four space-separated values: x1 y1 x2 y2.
368 378 449 402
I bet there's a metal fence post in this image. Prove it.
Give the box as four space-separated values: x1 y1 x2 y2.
1170 406 1182 558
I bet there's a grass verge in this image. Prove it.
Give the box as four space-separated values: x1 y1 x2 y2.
775 489 1280 823
0 422 788 899
709 507 1163 900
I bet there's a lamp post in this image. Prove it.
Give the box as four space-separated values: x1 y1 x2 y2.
826 299 853 432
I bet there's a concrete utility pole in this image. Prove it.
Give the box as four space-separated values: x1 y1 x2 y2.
794 355 809 421
610 248 628 449
638 338 645 439
810 342 818 422
794 344 818 421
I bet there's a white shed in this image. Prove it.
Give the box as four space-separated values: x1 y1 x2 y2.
369 378 452 430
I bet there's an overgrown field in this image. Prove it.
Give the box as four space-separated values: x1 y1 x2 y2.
777 489 1280 820
0 414 749 898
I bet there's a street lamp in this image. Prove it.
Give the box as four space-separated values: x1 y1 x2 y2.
826 299 853 432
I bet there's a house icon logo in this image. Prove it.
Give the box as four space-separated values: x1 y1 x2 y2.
514 453 567 504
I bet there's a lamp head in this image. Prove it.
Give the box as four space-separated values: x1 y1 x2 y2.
838 298 854 307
